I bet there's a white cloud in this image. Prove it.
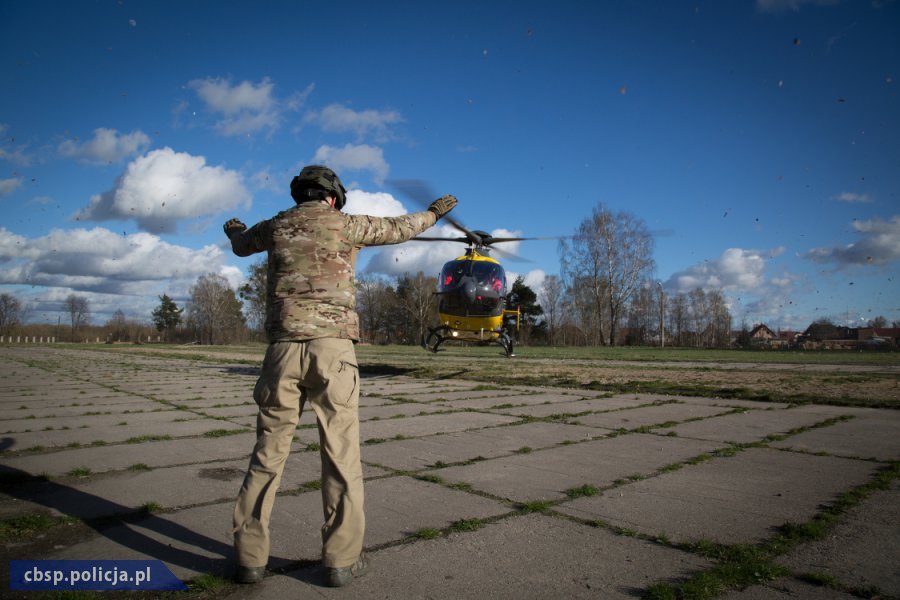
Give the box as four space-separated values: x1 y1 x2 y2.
0 125 33 167
58 128 151 164
0 226 236 298
0 177 23 197
305 104 403 142
75 147 251 234
805 215 900 266
834 191 873 204
343 189 407 216
666 248 770 294
188 77 282 137
249 167 283 194
312 144 389 184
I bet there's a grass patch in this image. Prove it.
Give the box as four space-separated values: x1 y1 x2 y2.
448 518 484 533
416 474 444 485
565 484 599 499
0 513 62 540
140 501 163 514
67 467 92 477
414 527 442 540
518 500 554 513
203 428 246 438
515 446 533 454
125 435 171 444
127 463 151 472
188 573 232 593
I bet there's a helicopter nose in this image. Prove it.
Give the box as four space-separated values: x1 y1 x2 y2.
463 278 478 303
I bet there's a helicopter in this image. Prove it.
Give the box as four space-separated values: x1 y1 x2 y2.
389 181 541 357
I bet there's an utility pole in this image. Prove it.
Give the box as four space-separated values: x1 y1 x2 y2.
657 282 665 348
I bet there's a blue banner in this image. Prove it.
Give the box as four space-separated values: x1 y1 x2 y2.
10 560 187 591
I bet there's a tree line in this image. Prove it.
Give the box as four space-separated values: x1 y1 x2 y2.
3 203 894 347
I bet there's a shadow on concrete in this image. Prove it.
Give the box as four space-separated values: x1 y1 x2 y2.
0 437 292 580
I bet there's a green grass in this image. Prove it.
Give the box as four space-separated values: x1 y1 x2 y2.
518 500 554 513
125 435 172 444
565 484 599 498
413 527 442 539
202 428 246 438
448 518 484 532
67 467 92 477
0 513 62 540
127 463 151 472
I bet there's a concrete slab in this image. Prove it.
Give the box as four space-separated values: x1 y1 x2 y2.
770 411 900 461
556 448 883 545
1 432 262 476
678 397 792 410
222 514 712 600
576 402 735 430
362 421 601 471
658 407 849 444
1 457 387 521
47 475 509 580
721 579 857 599
778 480 900 596
359 411 519 442
389 389 525 403
1 417 249 450
435 391 592 410
427 434 726 502
494 395 651 417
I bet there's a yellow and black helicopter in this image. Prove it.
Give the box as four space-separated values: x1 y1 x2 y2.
392 181 541 357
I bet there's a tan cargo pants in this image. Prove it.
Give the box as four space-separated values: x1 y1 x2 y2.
233 338 364 569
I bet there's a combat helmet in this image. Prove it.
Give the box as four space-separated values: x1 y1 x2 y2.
290 165 347 210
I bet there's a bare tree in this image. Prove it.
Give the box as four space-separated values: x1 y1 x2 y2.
396 271 438 345
65 294 90 341
187 273 245 344
559 205 655 346
540 275 564 346
0 293 25 336
239 257 268 334
106 309 128 342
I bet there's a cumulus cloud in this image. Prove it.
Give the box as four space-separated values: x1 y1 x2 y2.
834 192 873 204
58 128 151 164
0 226 235 297
75 147 251 234
305 104 404 142
805 215 900 267
0 125 33 167
0 177 23 197
312 144 389 184
188 77 282 137
343 189 407 216
665 248 772 294
756 0 840 13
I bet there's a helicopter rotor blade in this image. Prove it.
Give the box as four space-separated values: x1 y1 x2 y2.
486 245 533 263
411 236 470 243
386 179 483 245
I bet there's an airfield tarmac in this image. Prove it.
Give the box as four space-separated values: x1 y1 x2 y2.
1 346 898 599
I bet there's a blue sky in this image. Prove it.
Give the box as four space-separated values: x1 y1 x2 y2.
1 0 898 331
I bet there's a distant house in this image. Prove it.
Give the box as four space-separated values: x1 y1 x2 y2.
857 327 900 348
746 323 796 348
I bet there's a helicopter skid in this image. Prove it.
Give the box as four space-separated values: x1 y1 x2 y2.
422 325 515 357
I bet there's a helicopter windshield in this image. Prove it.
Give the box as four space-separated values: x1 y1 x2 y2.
438 259 507 318
439 260 506 295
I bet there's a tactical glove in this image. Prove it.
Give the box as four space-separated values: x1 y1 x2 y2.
428 195 458 219
223 218 247 237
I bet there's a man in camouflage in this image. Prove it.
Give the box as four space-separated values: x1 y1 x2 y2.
223 165 457 587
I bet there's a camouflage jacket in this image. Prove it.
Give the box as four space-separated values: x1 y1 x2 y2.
229 201 437 342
